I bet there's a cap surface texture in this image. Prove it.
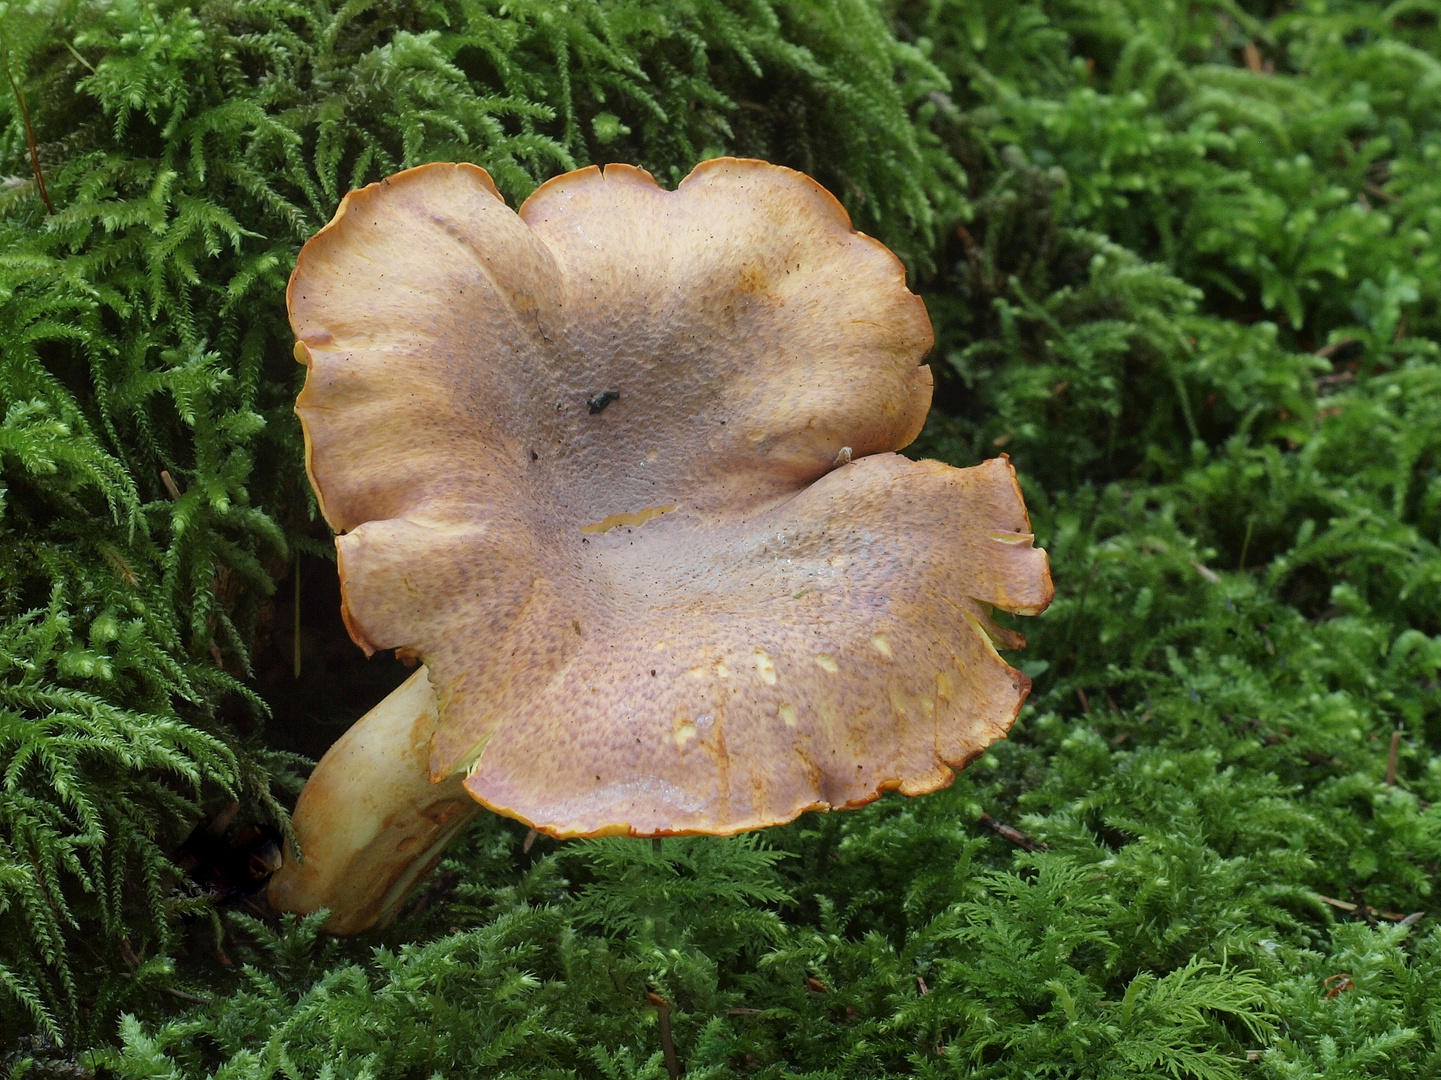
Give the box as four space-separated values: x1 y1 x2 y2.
289 158 1053 838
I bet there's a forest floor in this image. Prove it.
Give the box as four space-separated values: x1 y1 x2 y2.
3 1 1440 1077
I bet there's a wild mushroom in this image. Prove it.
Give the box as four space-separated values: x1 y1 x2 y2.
269 158 1053 933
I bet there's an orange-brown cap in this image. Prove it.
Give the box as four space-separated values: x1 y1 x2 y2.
289 158 1053 839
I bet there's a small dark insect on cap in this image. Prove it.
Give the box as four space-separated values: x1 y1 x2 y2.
588 390 621 414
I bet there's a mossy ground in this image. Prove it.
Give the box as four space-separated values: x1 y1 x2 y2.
2 1 1440 1076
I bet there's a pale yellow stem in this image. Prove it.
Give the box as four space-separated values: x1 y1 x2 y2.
268 666 480 934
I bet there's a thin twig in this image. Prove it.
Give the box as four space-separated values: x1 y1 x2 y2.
647 993 681 1080
1191 560 1222 584
1315 336 1357 360
978 813 1046 852
1316 894 1421 924
62 38 95 73
1354 887 1379 927
0 22 53 214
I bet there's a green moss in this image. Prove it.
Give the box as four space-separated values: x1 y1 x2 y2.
2 0 1440 1075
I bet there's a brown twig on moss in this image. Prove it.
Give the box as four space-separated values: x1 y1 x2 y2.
0 25 54 215
1316 893 1424 925
978 813 1047 852
646 992 681 1080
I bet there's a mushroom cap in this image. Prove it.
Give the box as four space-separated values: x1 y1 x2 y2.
289 158 1053 838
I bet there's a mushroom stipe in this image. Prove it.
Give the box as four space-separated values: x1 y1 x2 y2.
269 158 1053 934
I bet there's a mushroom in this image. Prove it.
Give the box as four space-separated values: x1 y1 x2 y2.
269 158 1053 933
